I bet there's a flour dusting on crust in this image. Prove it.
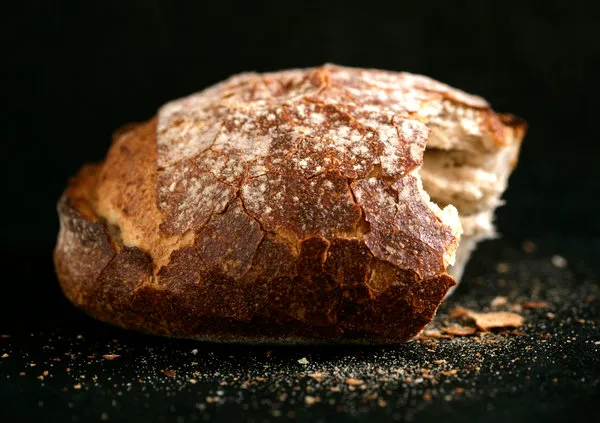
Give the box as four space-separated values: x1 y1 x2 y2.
156 64 467 271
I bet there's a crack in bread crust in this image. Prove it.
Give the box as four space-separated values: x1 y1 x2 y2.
54 64 525 343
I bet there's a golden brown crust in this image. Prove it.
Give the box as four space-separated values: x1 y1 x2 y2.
54 64 524 343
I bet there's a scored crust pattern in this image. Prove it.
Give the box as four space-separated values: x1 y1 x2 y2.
54 64 523 343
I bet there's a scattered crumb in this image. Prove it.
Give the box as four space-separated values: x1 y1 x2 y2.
496 263 510 274
451 306 524 331
441 369 458 377
309 372 327 382
103 354 120 360
1 353 8 358
523 301 550 310
191 349 198 355
418 328 450 339
546 312 556 319
304 395 319 405
163 370 177 377
345 378 365 386
442 324 477 336
490 296 508 308
189 378 197 384
73 384 82 390
522 240 537 253
433 360 446 365
551 255 567 268
297 357 309 365
450 306 471 319
509 303 524 312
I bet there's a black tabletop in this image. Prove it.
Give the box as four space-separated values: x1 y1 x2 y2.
1 236 598 423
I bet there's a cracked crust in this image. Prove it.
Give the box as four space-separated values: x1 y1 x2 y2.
54 64 524 343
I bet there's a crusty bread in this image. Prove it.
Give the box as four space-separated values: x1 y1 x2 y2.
54 64 526 343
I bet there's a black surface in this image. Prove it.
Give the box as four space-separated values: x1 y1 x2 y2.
1 237 599 422
2 1 600 422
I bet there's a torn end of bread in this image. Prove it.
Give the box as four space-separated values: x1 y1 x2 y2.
419 100 526 283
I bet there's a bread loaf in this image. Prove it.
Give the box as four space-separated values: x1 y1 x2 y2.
54 64 526 343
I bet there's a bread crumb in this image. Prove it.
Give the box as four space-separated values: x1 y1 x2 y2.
523 301 550 310
496 263 510 274
103 354 120 360
450 306 471 319
418 328 450 339
441 369 458 376
163 370 176 377
490 296 508 308
304 395 318 405
451 306 524 331
1 353 8 358
297 357 309 365
73 384 82 390
522 240 537 253
308 372 327 382
189 378 197 384
546 312 556 319
442 324 477 336
551 255 567 268
345 378 365 386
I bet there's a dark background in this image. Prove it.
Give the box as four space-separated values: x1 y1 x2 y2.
1 1 599 422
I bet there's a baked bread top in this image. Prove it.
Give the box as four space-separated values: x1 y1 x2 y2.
56 64 525 343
